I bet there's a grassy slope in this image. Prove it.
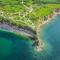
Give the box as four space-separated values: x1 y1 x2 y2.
0 0 60 29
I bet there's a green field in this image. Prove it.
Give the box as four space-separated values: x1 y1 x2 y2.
0 0 60 30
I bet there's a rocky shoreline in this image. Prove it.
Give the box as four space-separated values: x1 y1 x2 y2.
33 8 60 51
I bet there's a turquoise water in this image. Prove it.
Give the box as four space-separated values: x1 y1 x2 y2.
0 30 53 60
0 30 34 60
40 14 60 60
0 30 48 60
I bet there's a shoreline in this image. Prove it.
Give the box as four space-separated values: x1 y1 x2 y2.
0 9 60 52
35 9 60 52
40 12 60 29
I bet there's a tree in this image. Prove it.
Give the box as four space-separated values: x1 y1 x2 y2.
57 0 60 3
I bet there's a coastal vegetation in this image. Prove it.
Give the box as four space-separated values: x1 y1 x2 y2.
0 0 60 51
0 0 60 28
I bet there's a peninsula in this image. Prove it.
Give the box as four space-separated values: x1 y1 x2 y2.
0 0 60 51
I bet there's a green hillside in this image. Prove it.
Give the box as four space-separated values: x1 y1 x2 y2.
0 0 60 29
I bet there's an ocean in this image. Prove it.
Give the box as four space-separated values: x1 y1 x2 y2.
0 30 34 60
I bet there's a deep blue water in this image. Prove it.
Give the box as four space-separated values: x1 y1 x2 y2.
0 30 35 60
40 14 60 60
